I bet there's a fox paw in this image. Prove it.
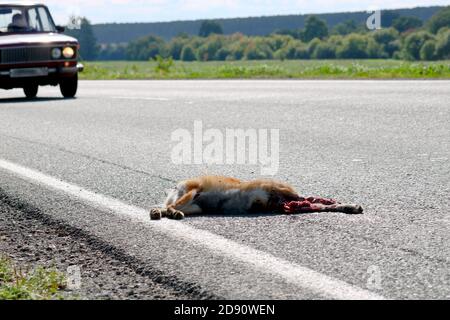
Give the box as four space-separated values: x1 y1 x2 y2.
150 208 162 220
170 210 185 220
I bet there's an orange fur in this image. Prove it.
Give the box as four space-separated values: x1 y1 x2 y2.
149 176 362 220
150 176 301 220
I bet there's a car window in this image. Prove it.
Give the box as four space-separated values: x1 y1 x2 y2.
0 8 23 33
37 7 53 31
0 6 56 34
27 8 41 31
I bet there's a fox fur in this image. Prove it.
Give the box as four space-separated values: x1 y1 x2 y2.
150 176 363 220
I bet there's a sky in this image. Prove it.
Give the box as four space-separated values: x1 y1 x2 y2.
9 0 450 24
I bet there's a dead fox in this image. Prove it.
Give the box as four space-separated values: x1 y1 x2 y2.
150 176 363 220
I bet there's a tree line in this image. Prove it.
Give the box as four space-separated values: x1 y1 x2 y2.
69 6 450 61
92 6 442 43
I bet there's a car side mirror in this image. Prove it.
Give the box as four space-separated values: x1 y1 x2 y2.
56 25 65 33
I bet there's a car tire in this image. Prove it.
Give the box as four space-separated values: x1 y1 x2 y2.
23 84 39 99
60 74 78 98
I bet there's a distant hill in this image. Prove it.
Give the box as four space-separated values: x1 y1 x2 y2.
93 6 444 44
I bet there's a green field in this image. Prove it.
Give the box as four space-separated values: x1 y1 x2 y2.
80 59 450 80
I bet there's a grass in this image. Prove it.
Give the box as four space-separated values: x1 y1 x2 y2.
0 256 68 300
80 59 450 80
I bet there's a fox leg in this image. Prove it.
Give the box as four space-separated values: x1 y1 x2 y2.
150 206 185 220
150 207 173 220
312 203 363 214
150 208 163 220
283 202 363 215
165 206 185 220
166 190 204 220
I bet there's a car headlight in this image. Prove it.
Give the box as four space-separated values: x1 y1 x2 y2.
51 48 61 59
62 47 75 59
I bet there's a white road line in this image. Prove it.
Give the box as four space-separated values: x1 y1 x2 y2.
112 96 170 101
0 158 385 300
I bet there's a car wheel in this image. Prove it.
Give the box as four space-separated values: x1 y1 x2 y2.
23 84 39 99
60 74 78 98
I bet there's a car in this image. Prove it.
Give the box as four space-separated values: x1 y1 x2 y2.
0 2 83 98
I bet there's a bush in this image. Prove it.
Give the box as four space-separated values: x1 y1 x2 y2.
215 47 232 61
336 34 368 59
154 55 174 73
111 21 447 63
312 43 336 59
224 35 249 60
372 28 400 57
372 28 399 45
385 39 402 58
402 31 435 60
244 40 273 60
420 40 437 60
327 35 344 46
294 45 310 59
307 38 322 55
196 36 224 61
126 35 166 60
180 46 197 61
274 40 309 59
227 44 245 60
168 38 187 60
366 38 386 58
267 34 293 51
435 28 450 59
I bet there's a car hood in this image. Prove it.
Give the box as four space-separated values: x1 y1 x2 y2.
0 33 78 47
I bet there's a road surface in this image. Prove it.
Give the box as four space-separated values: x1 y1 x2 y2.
0 80 449 299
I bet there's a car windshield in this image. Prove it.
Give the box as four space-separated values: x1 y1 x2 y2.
0 5 56 34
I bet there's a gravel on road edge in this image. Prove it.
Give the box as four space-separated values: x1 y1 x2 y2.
0 187 215 300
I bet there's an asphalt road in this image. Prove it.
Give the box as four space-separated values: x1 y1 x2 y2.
0 80 449 300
